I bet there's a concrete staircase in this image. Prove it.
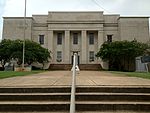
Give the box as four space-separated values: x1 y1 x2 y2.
0 86 150 112
79 64 102 70
49 64 72 70
0 86 71 112
76 86 150 112
49 64 102 70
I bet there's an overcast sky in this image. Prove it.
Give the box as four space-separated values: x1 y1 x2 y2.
0 0 150 40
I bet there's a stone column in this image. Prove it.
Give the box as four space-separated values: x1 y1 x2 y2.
81 30 87 64
48 30 54 63
64 30 70 64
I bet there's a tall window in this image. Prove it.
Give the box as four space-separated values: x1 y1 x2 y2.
57 51 62 62
89 51 95 62
73 33 78 44
57 33 62 45
89 33 94 45
39 35 44 45
107 35 112 42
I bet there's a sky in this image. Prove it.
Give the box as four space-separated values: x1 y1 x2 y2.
0 0 150 40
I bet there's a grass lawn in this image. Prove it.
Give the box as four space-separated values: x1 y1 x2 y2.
0 71 44 79
110 71 150 79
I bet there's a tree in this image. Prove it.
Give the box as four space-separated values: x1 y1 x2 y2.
24 40 51 68
0 39 13 68
10 40 23 65
96 40 149 71
0 39 51 69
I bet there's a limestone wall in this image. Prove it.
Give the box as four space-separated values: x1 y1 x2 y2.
3 17 32 40
48 11 104 22
118 17 150 42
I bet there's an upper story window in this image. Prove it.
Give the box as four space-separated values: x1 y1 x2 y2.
89 51 95 62
39 35 44 45
107 35 113 43
73 33 78 44
89 33 94 45
57 33 62 45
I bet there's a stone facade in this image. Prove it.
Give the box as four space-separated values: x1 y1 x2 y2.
2 11 150 69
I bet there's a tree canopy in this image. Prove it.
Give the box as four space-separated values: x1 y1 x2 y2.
0 39 51 68
96 40 149 71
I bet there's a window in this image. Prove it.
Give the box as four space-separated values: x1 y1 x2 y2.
39 35 44 45
73 33 78 44
57 51 62 62
107 35 112 42
57 33 62 45
89 51 95 62
89 33 94 45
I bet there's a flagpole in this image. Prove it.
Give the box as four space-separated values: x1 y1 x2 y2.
22 0 26 70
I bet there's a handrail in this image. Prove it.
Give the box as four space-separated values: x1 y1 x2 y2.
70 53 77 113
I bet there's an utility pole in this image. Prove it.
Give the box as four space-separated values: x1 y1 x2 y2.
22 0 27 70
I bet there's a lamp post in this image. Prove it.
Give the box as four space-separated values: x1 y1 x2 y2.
22 0 27 70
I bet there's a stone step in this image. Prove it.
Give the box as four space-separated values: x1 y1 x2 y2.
0 86 71 93
0 86 150 93
0 111 149 113
76 86 150 93
75 101 150 111
0 93 70 101
0 101 150 112
76 93 150 101
49 64 102 70
0 86 150 112
49 64 72 70
0 101 70 112
79 64 102 70
0 93 150 101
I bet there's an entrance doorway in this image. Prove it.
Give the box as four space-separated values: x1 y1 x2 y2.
71 52 80 65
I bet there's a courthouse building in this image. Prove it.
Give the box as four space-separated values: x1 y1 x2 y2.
2 11 150 70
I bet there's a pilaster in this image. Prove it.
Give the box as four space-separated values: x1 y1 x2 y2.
98 30 104 49
48 30 54 63
64 30 70 64
81 30 87 64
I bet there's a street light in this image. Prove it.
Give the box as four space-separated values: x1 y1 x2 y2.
22 0 27 70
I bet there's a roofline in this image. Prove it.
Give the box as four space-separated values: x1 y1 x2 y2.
32 15 47 16
104 14 120 16
48 11 104 13
120 16 149 18
3 17 33 19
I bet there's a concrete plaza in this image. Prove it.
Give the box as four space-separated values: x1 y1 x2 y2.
0 71 150 87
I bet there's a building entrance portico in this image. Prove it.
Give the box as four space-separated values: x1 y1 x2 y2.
51 29 100 66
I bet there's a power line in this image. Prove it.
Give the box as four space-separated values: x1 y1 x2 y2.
92 0 112 13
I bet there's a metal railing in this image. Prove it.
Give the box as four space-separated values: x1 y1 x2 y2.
70 53 78 113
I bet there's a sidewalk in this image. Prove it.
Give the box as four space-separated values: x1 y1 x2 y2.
0 71 150 87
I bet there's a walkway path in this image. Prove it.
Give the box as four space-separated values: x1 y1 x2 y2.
0 71 150 87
